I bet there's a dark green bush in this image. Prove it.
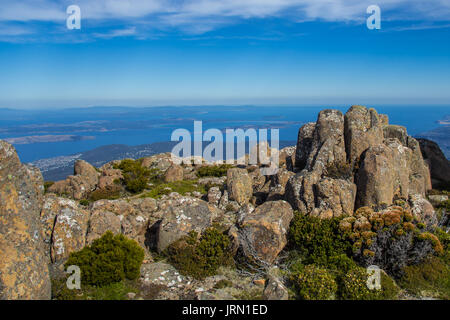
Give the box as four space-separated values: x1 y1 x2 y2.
197 164 232 177
114 159 152 193
65 231 145 287
167 228 234 279
290 265 337 300
288 211 352 266
79 199 90 206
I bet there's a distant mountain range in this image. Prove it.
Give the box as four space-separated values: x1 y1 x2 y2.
31 140 297 181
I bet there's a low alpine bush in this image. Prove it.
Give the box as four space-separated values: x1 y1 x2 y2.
65 231 145 287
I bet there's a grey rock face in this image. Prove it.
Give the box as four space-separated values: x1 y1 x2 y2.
0 140 51 300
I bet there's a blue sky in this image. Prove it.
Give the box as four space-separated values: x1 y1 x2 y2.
0 0 450 109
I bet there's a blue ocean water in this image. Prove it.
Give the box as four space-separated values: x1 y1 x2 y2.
0 105 448 163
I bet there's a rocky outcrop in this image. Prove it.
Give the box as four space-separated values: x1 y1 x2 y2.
97 168 122 191
344 106 384 168
417 138 450 188
295 122 315 170
41 195 89 262
286 106 432 216
0 141 51 300
227 168 253 205
141 153 173 172
155 194 222 252
237 200 293 265
47 160 99 200
85 197 159 248
164 164 184 182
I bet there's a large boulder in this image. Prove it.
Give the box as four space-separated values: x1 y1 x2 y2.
40 195 89 263
164 164 184 183
356 144 395 208
285 171 356 218
355 137 431 209
0 141 51 300
417 138 450 188
344 105 384 168
141 153 173 172
227 168 253 205
85 197 159 248
155 194 222 252
47 160 99 200
295 122 315 170
86 210 121 244
97 168 123 190
238 200 293 265
306 109 347 174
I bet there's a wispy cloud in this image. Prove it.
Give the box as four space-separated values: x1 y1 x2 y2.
388 23 450 32
93 26 137 39
0 0 449 41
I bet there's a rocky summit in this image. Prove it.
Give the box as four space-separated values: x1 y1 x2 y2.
0 105 449 300
286 106 432 219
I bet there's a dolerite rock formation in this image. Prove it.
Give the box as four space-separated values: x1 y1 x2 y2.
417 138 450 188
48 159 99 200
0 141 51 299
286 105 432 218
237 200 294 265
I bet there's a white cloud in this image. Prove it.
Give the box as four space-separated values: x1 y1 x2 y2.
93 26 137 38
0 0 449 40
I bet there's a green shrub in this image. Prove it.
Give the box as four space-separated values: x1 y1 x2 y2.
399 256 450 299
437 199 450 211
288 212 352 266
167 228 234 279
328 254 358 273
114 159 152 193
290 265 337 300
339 267 399 300
197 164 232 177
65 231 145 287
79 199 90 206
44 181 55 193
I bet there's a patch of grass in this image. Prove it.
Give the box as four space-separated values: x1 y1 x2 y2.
51 278 139 300
88 186 122 202
399 256 450 299
214 279 233 289
233 289 263 300
141 180 207 199
197 164 233 177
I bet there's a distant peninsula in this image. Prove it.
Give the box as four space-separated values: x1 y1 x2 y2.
4 135 95 145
